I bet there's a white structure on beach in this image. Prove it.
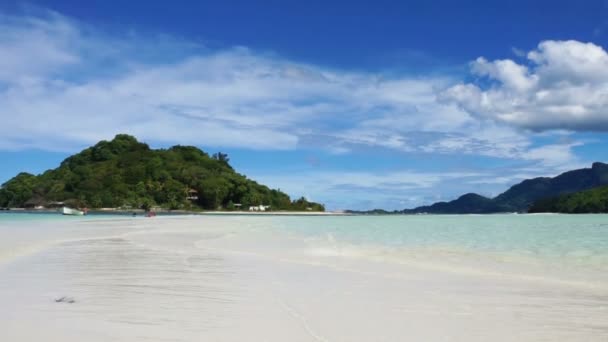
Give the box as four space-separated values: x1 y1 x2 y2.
249 205 270 212
186 189 198 201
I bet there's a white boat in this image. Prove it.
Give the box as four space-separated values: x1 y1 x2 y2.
61 207 84 216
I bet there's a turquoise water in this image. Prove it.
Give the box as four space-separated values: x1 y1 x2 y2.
264 214 608 269
0 212 78 223
0 212 121 223
2 212 607 269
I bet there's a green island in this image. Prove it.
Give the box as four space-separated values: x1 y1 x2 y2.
528 185 608 213
0 134 324 212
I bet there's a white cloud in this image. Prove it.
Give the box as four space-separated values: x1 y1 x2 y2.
528 40 608 84
521 142 583 167
0 10 467 152
443 40 608 132
471 57 537 92
0 8 513 158
0 10 595 176
0 11 80 82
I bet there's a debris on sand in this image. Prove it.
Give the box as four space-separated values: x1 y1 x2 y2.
54 296 76 304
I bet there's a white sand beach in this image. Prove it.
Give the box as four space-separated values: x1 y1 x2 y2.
1 215 607 341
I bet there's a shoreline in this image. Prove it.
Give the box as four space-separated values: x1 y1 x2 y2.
5 206 605 216
4 208 598 216
1 208 347 216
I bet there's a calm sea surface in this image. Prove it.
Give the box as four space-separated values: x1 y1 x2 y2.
253 214 608 273
1 212 607 269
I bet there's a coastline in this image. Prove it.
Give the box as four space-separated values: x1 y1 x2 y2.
197 210 347 216
1 208 346 216
4 208 588 216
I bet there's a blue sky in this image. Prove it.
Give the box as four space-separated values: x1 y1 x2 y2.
1 1 608 210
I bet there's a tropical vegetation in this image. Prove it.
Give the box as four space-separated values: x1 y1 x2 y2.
0 134 324 211
528 185 608 213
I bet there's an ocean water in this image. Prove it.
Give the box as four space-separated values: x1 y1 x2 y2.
267 214 608 269
0 211 132 223
0 211 76 222
1 212 607 268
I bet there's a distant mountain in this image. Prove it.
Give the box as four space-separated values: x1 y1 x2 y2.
0 134 324 212
528 185 608 213
494 162 608 210
402 193 508 214
345 208 396 215
401 162 608 214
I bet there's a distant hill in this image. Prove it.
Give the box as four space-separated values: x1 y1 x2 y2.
528 185 608 213
345 208 395 215
494 162 608 210
401 162 608 214
0 134 324 211
402 193 509 214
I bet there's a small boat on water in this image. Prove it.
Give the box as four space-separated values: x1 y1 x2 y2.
61 207 85 216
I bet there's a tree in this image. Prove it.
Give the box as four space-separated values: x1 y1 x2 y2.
0 188 10 207
212 152 232 169
197 177 232 209
140 198 154 211
1 173 37 207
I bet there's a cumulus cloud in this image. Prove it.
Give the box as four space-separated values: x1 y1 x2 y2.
443 40 608 132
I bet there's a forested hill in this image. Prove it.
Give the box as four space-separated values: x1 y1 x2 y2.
528 185 608 213
0 134 324 211
402 193 508 214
